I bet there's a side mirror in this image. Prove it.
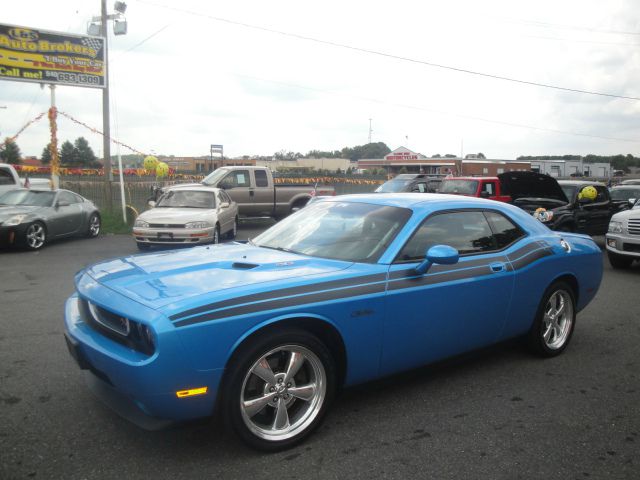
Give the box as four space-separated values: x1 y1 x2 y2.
148 200 156 208
629 198 637 206
220 202 230 209
415 245 459 275
480 191 490 198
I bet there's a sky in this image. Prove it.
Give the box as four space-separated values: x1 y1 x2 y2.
1 0 640 160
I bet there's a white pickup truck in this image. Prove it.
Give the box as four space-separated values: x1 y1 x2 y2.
166 166 335 219
0 163 50 196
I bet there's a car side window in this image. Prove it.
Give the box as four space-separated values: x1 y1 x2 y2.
482 182 496 196
254 169 269 187
594 186 609 203
222 170 250 188
216 191 226 206
396 211 497 262
484 211 525 249
58 191 78 204
0 169 13 185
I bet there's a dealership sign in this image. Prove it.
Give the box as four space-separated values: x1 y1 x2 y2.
0 23 105 88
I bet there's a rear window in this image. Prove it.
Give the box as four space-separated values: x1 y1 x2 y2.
439 180 479 195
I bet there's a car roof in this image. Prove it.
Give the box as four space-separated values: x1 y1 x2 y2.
165 186 221 193
322 193 501 209
611 184 640 189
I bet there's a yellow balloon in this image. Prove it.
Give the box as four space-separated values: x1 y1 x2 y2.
144 155 158 170
156 162 169 178
578 185 597 201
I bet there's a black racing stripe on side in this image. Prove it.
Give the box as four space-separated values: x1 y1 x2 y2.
510 247 553 271
174 282 386 328
388 264 491 291
169 273 387 321
388 256 506 280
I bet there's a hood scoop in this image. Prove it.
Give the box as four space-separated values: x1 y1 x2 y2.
231 262 259 270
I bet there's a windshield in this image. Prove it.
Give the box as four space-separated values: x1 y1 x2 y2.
561 185 577 202
156 190 215 208
610 188 640 201
202 168 230 186
439 180 478 195
0 190 55 207
252 201 412 263
375 179 412 193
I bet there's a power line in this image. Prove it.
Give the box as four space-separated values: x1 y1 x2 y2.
137 0 640 101
232 72 640 144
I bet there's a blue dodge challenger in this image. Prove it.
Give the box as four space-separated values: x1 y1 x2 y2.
64 194 602 450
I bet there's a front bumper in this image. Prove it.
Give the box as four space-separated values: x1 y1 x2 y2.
64 293 223 425
0 224 29 247
605 232 640 258
132 226 214 246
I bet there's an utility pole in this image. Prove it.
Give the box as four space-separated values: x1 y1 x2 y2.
101 0 113 211
368 118 373 144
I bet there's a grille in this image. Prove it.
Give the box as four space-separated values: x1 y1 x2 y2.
149 223 184 229
628 219 640 235
623 243 640 253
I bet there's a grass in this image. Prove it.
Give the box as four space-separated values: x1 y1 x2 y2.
100 210 133 235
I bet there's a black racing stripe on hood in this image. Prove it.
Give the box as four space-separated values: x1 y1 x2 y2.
169 273 387 321
174 282 386 327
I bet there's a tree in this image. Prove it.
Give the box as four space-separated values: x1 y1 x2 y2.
0 139 22 164
41 143 57 164
477 152 486 159
59 140 78 166
74 137 97 166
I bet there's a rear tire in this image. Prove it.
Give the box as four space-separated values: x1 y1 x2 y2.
222 330 336 451
608 251 633 269
527 281 576 357
227 217 238 240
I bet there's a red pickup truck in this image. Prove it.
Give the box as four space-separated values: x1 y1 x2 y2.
439 176 511 202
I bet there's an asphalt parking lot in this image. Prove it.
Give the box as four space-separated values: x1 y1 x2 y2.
1 225 639 479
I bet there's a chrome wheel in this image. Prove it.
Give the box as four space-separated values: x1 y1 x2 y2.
25 223 46 250
542 290 573 350
88 214 100 237
240 345 327 442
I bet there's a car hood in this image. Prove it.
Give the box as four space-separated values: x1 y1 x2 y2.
611 207 640 222
0 205 41 220
498 171 568 203
137 207 217 223
81 243 354 313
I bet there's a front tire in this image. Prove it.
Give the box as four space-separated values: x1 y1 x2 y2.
136 242 151 251
87 213 101 238
212 224 220 244
608 251 633 269
227 217 238 240
24 222 46 250
527 281 576 357
223 330 336 451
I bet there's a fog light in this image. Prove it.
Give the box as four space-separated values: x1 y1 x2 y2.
607 239 617 248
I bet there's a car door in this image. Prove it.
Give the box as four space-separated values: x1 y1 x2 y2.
582 185 612 235
49 191 84 237
380 209 518 376
219 170 253 214
251 169 274 216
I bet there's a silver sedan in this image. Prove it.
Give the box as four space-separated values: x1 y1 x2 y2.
0 189 101 250
133 187 238 250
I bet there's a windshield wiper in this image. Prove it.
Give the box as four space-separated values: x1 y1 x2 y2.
257 244 299 254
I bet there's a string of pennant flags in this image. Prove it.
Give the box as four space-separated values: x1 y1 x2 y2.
4 111 384 185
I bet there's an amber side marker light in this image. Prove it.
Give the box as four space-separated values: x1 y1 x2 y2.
176 387 208 398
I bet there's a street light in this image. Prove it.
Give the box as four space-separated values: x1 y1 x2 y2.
87 0 129 207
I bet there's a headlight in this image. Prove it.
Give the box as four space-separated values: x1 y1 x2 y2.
185 221 212 229
4 214 27 226
134 219 149 228
608 221 623 233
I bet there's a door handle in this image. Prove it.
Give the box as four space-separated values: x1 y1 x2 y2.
490 262 505 273
249 190 254 197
